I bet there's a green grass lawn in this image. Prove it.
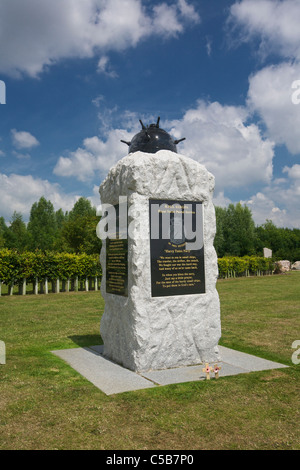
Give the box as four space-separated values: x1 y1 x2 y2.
0 272 299 450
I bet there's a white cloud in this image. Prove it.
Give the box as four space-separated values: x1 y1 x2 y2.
0 0 200 78
0 173 80 222
150 1 199 38
90 184 102 215
12 151 31 160
214 176 300 228
92 95 105 108
53 98 296 227
242 191 287 227
51 96 300 227
53 128 134 182
205 36 212 57
168 100 275 193
228 0 300 166
11 129 39 149
243 174 300 228
229 1 300 155
177 0 200 23
247 62 300 154
213 191 232 208
97 56 118 78
236 163 300 229
166 97 300 228
283 164 300 179
53 100 275 191
54 99 275 205
151 3 183 37
229 0 300 60
213 180 300 228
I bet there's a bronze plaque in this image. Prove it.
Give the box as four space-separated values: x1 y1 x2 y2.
105 203 128 296
106 238 128 296
149 199 205 297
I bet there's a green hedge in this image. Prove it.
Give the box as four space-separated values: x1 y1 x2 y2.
0 250 274 287
0 250 101 286
217 256 274 278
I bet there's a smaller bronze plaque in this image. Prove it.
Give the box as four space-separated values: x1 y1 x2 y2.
105 203 128 296
106 238 128 296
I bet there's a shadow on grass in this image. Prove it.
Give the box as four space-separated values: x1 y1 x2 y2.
69 334 103 349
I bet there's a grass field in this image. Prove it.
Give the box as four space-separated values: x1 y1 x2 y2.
0 272 299 450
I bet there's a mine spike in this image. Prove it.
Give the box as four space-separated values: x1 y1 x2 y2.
120 139 131 146
156 116 160 128
174 137 186 145
139 119 146 130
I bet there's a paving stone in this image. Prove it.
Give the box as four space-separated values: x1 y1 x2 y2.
52 346 156 395
52 344 288 395
218 346 289 372
141 362 249 385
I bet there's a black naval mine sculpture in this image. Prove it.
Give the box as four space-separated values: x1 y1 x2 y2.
121 116 186 154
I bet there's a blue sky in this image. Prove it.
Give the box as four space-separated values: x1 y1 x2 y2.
0 0 300 228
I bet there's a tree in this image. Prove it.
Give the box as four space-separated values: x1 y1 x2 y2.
60 197 101 254
229 203 256 256
255 220 281 254
215 203 256 257
68 197 96 221
27 197 57 251
4 212 28 251
255 221 300 262
0 216 7 248
214 206 226 257
55 208 67 230
52 208 69 252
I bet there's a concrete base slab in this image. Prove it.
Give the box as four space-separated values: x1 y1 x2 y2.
218 346 288 372
52 345 288 395
52 347 156 395
142 346 288 386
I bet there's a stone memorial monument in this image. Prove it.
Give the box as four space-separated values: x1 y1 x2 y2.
97 118 221 373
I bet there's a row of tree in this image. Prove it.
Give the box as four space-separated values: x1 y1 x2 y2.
0 197 101 255
215 203 300 262
0 198 299 261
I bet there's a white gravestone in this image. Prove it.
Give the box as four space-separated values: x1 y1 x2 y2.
98 150 221 372
263 247 272 258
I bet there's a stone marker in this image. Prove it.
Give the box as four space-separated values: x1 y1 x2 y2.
97 121 221 373
263 247 272 258
277 260 291 272
292 261 300 270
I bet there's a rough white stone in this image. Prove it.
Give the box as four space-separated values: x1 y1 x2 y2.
277 260 291 272
99 150 221 372
292 261 300 270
